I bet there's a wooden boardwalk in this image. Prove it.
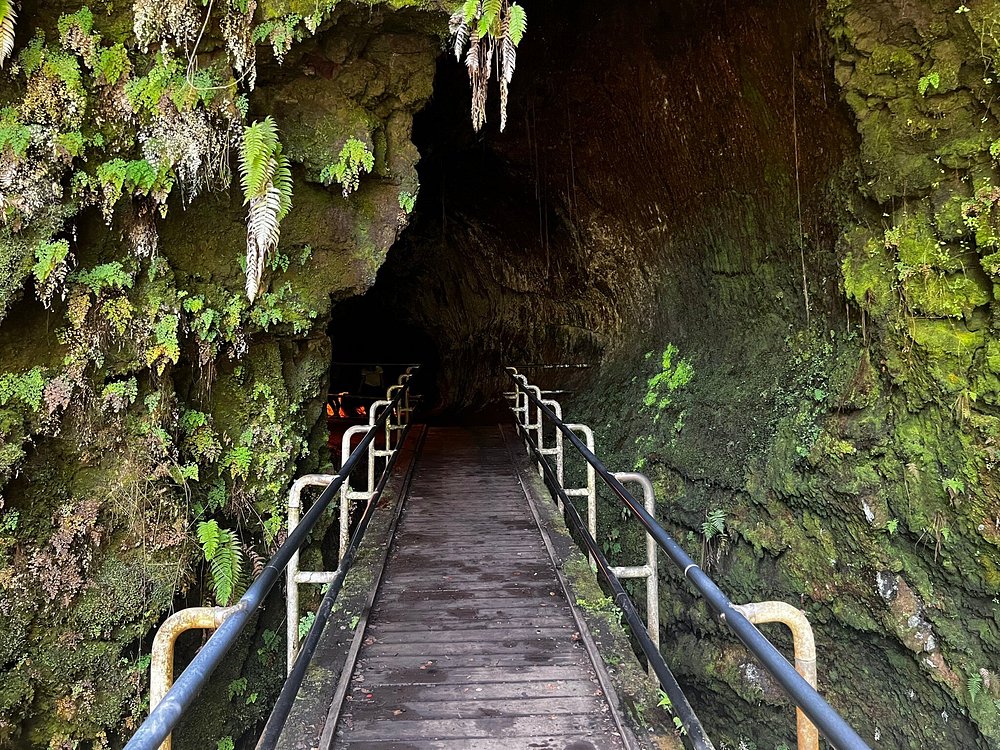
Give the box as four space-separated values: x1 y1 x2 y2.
333 426 626 749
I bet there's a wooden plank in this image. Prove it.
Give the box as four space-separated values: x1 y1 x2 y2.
368 627 577 644
342 680 603 702
341 696 606 720
354 653 583 669
365 616 574 633
365 638 574 660
351 666 598 688
337 715 615 742
340 740 606 750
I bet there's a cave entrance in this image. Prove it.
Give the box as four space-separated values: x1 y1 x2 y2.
327 0 853 424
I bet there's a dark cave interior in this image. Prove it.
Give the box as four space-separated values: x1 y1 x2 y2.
326 0 855 420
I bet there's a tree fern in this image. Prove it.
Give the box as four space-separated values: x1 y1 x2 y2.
450 0 527 132
239 117 293 302
0 0 17 70
197 520 245 606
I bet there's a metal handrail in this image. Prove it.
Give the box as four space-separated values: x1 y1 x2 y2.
506 369 872 750
515 416 715 750
255 417 417 750
124 378 414 750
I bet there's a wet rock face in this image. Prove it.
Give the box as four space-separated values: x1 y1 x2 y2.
342 0 854 412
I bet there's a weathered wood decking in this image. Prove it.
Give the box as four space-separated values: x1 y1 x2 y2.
333 426 625 749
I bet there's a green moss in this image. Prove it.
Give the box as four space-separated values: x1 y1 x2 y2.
903 271 992 318
841 233 897 316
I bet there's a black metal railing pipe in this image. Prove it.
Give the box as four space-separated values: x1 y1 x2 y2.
521 427 715 750
125 385 411 750
254 420 418 750
508 373 872 750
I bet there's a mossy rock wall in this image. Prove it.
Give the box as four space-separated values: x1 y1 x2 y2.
0 2 443 747
563 1 1000 747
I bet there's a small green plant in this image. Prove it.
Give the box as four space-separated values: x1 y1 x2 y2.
216 738 235 750
95 159 172 220
144 313 181 374
0 509 19 534
321 137 375 197
398 190 417 214
0 368 46 411
101 378 139 413
350 614 361 630
226 676 247 700
96 43 130 85
969 672 983 703
886 518 899 535
656 690 685 732
32 240 71 307
0 107 30 158
918 71 940 96
942 476 965 500
298 611 316 640
252 14 302 61
197 520 245 606
701 509 727 540
643 345 694 413
73 261 134 295
700 508 728 569
224 430 254 480
257 628 280 664
575 595 616 615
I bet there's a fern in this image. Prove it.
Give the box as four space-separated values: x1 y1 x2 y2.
32 240 71 308
969 672 983 703
239 117 293 302
0 0 16 70
450 0 526 131
507 3 527 44
197 520 244 606
701 509 727 541
320 137 375 197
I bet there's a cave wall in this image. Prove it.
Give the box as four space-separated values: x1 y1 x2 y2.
0 2 445 747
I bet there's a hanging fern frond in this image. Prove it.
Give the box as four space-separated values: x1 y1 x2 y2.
450 0 527 132
449 8 469 61
461 0 479 22
239 117 293 302
507 3 527 45
477 0 502 38
465 27 480 77
0 0 18 70
197 519 223 560
197 520 245 606
500 15 516 84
